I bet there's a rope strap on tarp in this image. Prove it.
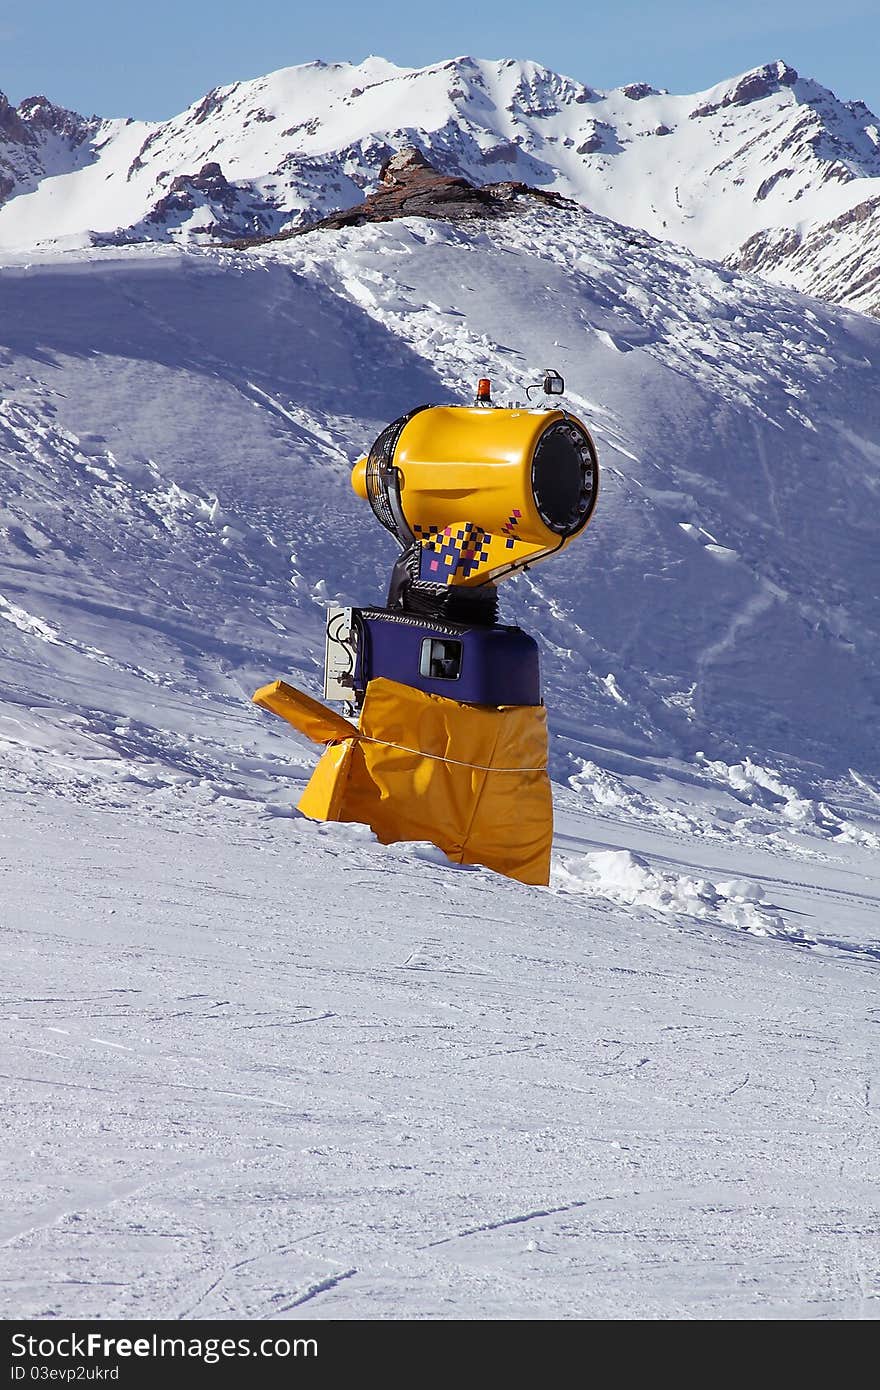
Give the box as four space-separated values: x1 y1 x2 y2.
351 733 546 774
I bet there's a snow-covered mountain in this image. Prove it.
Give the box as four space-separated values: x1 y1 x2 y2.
2 56 879 315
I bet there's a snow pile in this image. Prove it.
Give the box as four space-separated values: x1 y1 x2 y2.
564 759 703 833
568 760 653 813
698 754 880 847
553 848 790 938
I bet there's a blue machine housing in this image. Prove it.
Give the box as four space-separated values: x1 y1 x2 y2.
355 608 541 707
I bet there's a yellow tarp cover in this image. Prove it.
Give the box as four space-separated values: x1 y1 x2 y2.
252 676 552 885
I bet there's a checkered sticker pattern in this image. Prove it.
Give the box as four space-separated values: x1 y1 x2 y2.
415 521 493 583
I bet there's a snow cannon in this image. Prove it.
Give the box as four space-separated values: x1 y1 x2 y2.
350 393 598 599
253 372 599 886
340 378 598 707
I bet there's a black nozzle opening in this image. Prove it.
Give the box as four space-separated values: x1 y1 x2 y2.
531 419 598 536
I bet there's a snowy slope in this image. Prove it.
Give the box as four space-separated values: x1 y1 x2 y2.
3 788 879 1321
2 57 880 315
1 205 880 1318
2 213 879 791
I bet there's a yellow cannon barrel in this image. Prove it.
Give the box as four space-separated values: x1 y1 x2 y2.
351 404 599 587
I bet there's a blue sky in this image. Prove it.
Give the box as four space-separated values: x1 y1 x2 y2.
2 1 878 119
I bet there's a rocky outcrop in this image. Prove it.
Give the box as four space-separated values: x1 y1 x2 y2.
622 83 657 101
311 146 500 226
17 96 94 143
152 162 244 219
0 93 34 145
97 162 279 245
230 147 569 247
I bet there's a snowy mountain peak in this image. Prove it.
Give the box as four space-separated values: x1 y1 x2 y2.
690 58 798 117
16 94 95 141
0 90 96 147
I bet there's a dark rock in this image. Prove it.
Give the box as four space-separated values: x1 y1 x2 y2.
732 226 801 272
310 146 503 229
830 193 880 229
577 134 604 154
127 128 163 179
755 168 794 200
149 162 243 219
623 83 656 100
728 62 798 106
378 146 433 186
0 92 34 146
191 87 224 126
819 159 854 184
576 121 619 156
